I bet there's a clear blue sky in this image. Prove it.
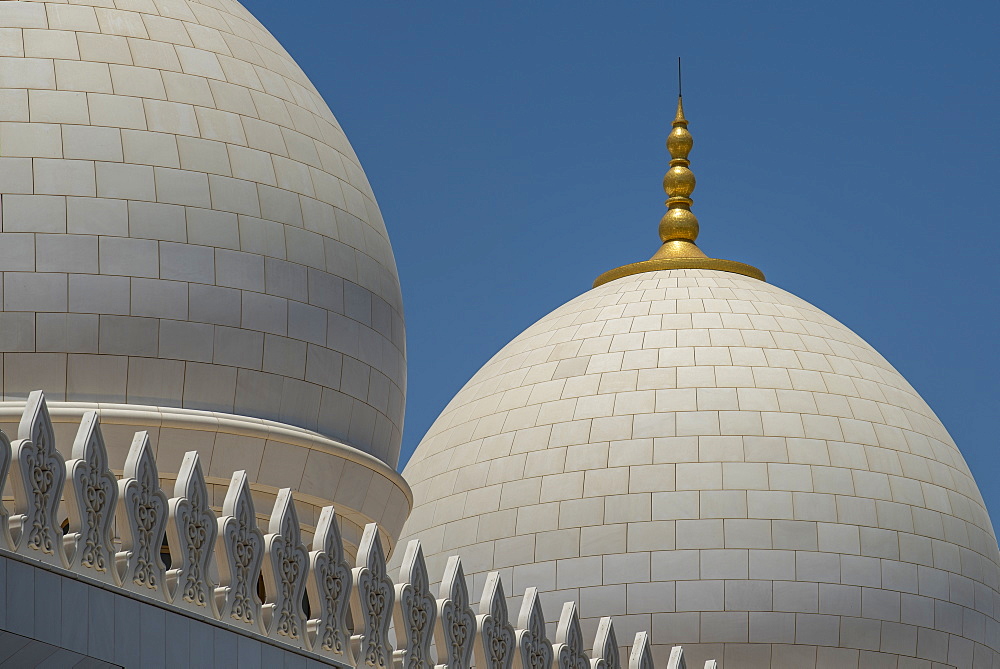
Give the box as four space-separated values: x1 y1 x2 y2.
246 2 1000 520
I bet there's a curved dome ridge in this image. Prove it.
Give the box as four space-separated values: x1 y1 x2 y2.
397 269 998 668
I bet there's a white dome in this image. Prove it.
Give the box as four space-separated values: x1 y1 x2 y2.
0 0 404 466
397 269 999 667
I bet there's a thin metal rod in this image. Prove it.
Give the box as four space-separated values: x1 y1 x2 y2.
677 57 683 97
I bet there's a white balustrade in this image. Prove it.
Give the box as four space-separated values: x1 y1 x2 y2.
65 412 118 584
631 632 655 669
262 488 310 644
307 505 354 662
434 556 475 669
474 572 515 669
393 540 437 669
513 588 553 669
166 450 218 613
351 522 395 669
10 391 66 567
216 469 265 631
553 602 589 669
116 431 168 595
590 618 620 669
0 391 718 667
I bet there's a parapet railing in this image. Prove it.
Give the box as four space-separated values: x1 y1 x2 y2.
0 390 717 669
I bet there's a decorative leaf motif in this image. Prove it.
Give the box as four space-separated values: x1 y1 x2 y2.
350 523 394 669
629 633 655 669
553 602 589 669
513 588 552 669
262 488 309 645
590 618 620 669
434 556 475 669
9 391 67 567
115 432 168 597
215 470 265 631
392 540 437 669
65 412 118 584
474 572 515 669
306 506 352 662
166 451 217 613
0 429 13 551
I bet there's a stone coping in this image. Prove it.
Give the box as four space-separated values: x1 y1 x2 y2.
0 400 412 509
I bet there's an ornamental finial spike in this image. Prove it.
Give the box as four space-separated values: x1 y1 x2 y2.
655 93 704 258
673 95 688 128
592 63 765 288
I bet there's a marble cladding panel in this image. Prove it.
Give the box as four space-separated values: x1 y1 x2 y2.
0 0 405 466
395 269 1000 668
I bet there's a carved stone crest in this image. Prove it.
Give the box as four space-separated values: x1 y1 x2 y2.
553 602 589 669
215 470 265 631
474 572 515 669
392 540 437 669
513 587 553 669
65 411 118 584
350 523 394 669
116 432 168 597
590 618 620 669
262 488 309 645
10 391 67 567
306 506 353 662
630 632 655 669
166 451 217 613
435 555 475 669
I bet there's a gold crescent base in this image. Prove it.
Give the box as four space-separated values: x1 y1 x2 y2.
593 257 766 288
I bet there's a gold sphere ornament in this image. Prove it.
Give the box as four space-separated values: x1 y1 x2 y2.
667 127 693 158
659 207 699 242
663 165 696 198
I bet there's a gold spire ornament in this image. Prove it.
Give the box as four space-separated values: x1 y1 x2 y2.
593 77 764 287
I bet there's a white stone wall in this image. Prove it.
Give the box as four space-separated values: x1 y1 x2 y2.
396 269 1000 668
0 553 341 668
0 0 404 465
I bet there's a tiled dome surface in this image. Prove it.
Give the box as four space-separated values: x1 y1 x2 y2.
397 269 999 667
0 0 404 465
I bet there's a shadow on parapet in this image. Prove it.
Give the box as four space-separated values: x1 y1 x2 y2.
0 390 717 668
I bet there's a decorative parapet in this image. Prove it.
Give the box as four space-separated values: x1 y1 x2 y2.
473 571 515 669
591 618 620 669
393 539 437 669
308 505 354 661
65 411 118 584
117 431 168 596
435 556 475 669
0 391 718 668
166 450 217 613
216 469 266 631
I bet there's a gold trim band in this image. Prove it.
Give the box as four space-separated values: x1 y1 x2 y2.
593 257 765 288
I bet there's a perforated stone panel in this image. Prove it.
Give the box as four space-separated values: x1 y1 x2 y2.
396 269 1000 668
0 0 404 465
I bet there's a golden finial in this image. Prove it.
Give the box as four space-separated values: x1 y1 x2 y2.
593 59 764 287
653 94 705 261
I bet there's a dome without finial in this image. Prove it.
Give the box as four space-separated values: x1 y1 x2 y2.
395 93 1000 667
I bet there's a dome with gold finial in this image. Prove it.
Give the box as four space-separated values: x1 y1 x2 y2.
394 87 1000 667
594 95 763 287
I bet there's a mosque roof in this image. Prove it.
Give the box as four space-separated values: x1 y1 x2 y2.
395 90 1000 667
